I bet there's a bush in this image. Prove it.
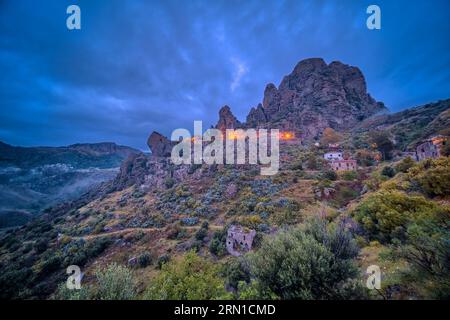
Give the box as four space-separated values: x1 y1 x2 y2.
156 254 170 269
144 251 231 299
395 157 415 173
93 263 136 300
245 219 364 299
352 190 439 242
341 171 358 181
54 283 91 300
164 178 176 189
195 227 208 241
137 252 153 268
209 229 227 257
408 157 450 197
221 258 251 291
397 207 450 299
34 239 49 253
321 170 338 181
381 166 396 178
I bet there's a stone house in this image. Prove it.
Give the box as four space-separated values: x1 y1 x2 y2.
226 225 256 257
330 159 357 171
324 151 343 161
416 135 447 161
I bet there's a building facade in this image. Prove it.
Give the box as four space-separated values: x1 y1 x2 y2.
416 135 447 161
226 225 256 257
324 151 343 161
330 159 357 171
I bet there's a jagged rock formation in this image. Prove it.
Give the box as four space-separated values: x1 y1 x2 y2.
231 58 387 139
147 131 174 157
216 105 241 132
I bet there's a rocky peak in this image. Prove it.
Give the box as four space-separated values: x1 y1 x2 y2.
147 131 173 157
246 103 267 127
216 105 241 131
246 57 387 139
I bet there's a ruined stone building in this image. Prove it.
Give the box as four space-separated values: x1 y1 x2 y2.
226 225 256 257
416 135 447 161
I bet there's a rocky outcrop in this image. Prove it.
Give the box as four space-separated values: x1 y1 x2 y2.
244 58 387 138
147 131 174 157
246 103 267 127
216 105 241 132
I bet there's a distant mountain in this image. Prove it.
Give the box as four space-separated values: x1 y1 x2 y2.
216 58 387 139
0 142 139 169
0 142 140 228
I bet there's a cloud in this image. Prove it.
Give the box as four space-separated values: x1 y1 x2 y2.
230 58 249 92
0 0 449 149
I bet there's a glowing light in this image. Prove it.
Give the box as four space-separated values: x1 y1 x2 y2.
279 131 295 140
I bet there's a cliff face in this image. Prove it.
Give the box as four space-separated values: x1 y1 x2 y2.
219 58 387 139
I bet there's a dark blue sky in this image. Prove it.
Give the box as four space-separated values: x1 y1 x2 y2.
1 0 449 150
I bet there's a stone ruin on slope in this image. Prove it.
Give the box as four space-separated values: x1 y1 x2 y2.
226 225 256 257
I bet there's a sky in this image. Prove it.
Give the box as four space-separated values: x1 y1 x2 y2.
1 0 449 150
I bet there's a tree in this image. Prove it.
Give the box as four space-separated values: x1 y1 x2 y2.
144 251 231 299
398 206 450 299
94 263 136 300
320 128 342 146
245 219 365 299
369 131 394 160
355 149 375 167
381 166 396 178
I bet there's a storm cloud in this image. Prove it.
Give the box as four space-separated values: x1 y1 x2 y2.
1 0 449 149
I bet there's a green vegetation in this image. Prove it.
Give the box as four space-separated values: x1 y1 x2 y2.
242 219 366 299
55 263 136 300
407 157 450 197
144 251 231 299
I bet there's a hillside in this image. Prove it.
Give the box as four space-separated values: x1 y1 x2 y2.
0 142 140 228
354 99 450 150
0 59 448 300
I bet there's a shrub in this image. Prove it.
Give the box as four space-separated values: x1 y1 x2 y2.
156 254 170 269
341 171 358 181
137 252 153 268
144 251 231 299
54 283 92 300
407 157 450 197
355 149 375 166
221 258 251 291
209 229 227 257
195 227 208 241
321 170 338 181
397 207 450 298
164 177 176 189
245 219 364 299
93 263 136 300
395 156 415 173
352 190 439 242
34 239 48 253
381 166 396 178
